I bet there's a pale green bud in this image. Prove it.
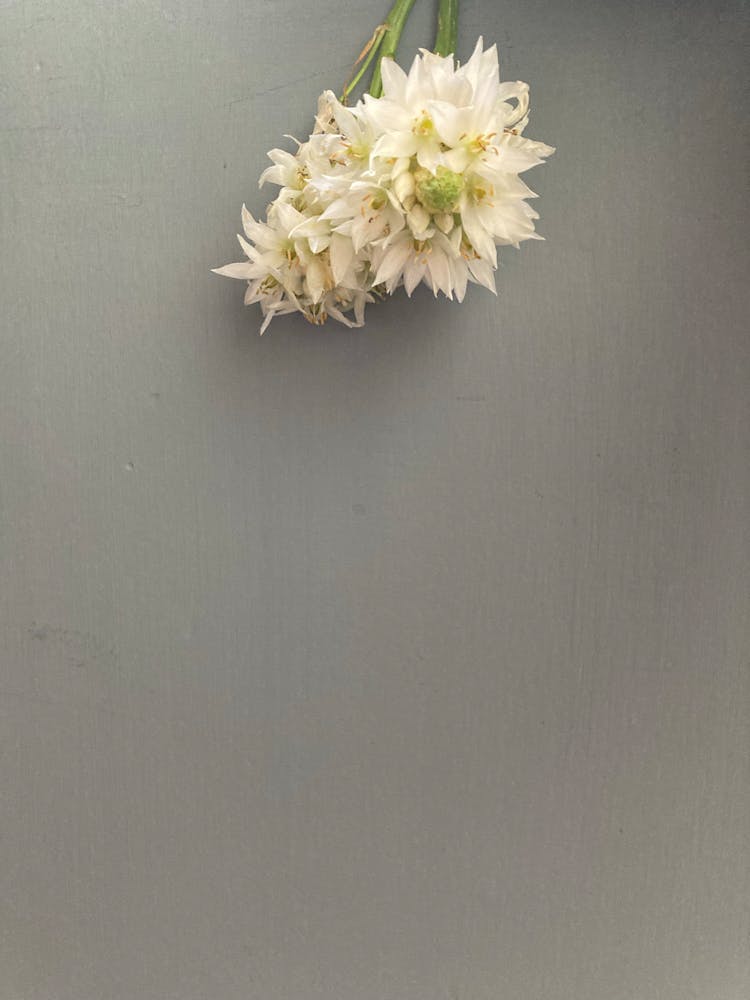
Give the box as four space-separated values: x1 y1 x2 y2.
414 166 465 214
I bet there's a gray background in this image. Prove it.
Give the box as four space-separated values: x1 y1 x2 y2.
1 1 748 998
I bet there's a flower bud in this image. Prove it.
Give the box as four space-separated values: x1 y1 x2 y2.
414 166 464 213
406 203 431 237
393 170 416 204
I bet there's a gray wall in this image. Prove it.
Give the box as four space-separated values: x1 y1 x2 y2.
1 2 748 998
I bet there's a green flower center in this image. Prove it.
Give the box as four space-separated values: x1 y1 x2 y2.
414 166 465 214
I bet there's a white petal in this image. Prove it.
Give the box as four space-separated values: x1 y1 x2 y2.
467 257 497 294
307 234 330 254
427 250 452 298
497 81 530 129
426 100 465 147
212 262 253 280
329 232 355 285
415 141 444 173
237 233 254 258
372 131 418 160
362 96 412 133
403 258 425 296
241 205 272 245
461 201 497 267
259 306 279 335
304 258 328 303
373 238 412 286
443 146 471 173
451 259 469 302
274 201 306 233
492 134 553 173
320 197 355 222
380 58 409 102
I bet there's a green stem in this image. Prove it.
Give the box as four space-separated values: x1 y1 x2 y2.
368 0 418 99
434 0 459 57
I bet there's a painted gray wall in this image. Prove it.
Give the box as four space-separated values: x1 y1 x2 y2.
1 2 747 998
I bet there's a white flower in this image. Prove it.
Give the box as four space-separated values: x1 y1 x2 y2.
356 38 554 301
213 201 371 333
370 227 468 299
258 147 307 191
319 180 405 252
214 37 553 330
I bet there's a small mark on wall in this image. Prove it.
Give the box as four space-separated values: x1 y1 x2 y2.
26 622 119 672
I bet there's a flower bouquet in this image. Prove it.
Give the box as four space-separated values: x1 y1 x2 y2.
214 0 554 332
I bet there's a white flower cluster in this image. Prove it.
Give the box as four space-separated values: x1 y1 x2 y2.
214 39 554 333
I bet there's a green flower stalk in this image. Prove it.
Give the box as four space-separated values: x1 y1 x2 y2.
344 0 461 102
434 0 459 57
